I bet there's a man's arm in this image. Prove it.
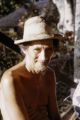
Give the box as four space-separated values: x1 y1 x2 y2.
0 71 29 120
48 71 61 120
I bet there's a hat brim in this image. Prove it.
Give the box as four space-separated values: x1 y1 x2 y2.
14 33 64 45
14 36 54 45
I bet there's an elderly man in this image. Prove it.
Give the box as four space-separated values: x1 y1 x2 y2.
0 16 61 120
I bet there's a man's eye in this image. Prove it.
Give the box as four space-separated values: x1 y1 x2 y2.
34 49 41 53
34 48 41 52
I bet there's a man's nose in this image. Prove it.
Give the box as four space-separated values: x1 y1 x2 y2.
39 50 46 61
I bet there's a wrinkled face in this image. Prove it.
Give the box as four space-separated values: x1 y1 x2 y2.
21 40 53 73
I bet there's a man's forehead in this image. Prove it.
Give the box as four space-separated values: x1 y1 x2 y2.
29 44 51 49
22 39 53 46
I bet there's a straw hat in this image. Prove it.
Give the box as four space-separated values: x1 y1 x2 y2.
14 16 62 44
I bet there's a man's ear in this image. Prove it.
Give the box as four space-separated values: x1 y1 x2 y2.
19 45 27 55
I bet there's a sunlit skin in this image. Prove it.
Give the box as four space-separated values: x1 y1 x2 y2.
0 40 61 120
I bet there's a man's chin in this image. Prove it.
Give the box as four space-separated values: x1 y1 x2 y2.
34 63 48 73
36 66 47 73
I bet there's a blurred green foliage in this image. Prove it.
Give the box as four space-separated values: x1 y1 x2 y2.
0 0 19 15
0 0 32 16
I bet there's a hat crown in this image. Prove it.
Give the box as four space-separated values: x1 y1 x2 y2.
23 16 53 39
15 16 54 44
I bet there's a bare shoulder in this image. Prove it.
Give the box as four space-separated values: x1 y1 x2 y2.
0 62 24 91
0 68 15 92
